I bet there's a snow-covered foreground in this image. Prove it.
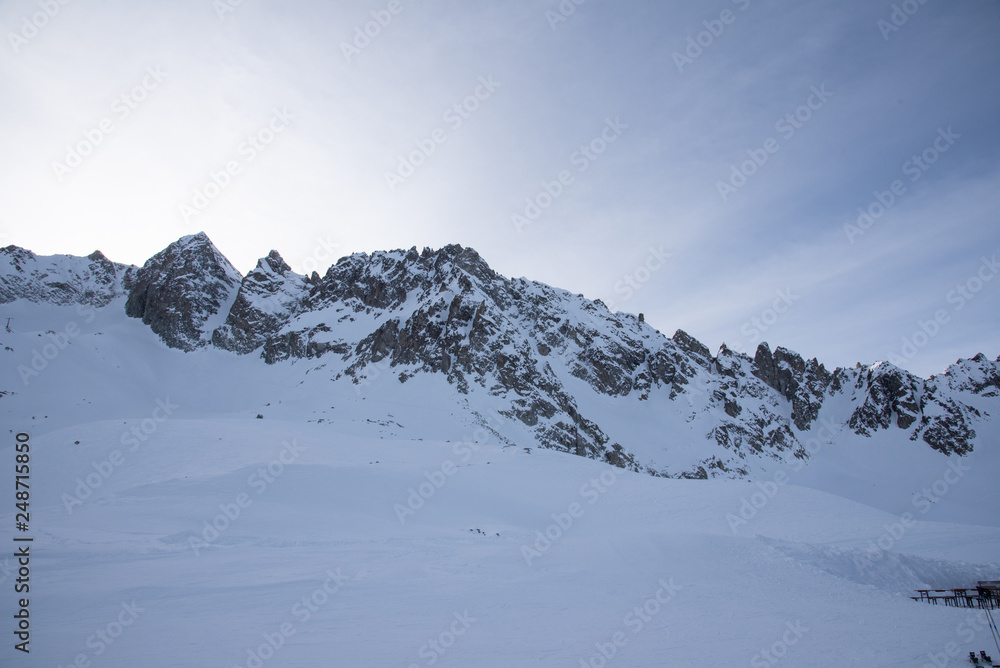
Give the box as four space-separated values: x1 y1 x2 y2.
1 415 998 667
2 302 999 666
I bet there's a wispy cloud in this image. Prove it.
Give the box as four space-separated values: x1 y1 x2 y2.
0 0 997 376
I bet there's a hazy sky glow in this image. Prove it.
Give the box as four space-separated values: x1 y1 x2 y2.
2 0 998 377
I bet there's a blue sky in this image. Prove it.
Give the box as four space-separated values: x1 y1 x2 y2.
1 0 998 377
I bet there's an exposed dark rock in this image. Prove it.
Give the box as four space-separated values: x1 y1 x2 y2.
7 233 996 477
1 245 133 307
124 232 242 351
672 329 712 365
213 250 308 355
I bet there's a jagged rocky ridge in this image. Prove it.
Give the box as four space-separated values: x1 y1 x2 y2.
2 233 997 477
0 246 133 307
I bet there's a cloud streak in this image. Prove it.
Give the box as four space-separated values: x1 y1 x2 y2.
0 0 997 377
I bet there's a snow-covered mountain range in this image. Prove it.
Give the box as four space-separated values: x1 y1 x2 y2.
3 232 1000 666
3 232 998 481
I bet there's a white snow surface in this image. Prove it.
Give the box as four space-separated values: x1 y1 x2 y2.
1 303 999 667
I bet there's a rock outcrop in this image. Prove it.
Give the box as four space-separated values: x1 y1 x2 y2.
124 233 242 352
0 245 134 307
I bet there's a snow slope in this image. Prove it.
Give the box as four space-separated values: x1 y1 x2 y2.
1 302 999 667
2 417 999 667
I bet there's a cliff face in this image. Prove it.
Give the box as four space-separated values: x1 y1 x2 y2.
3 234 996 477
123 233 243 352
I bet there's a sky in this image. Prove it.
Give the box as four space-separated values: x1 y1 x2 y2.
1 0 998 378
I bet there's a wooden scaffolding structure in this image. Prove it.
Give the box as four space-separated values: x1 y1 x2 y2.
912 582 1000 610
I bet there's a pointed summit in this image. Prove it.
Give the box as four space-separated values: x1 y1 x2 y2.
257 250 292 275
124 233 243 351
177 230 211 245
212 249 307 356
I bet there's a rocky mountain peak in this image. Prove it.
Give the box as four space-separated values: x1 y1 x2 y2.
260 250 291 274
124 232 242 352
672 329 712 364
1 244 34 263
212 249 306 356
1 244 132 307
